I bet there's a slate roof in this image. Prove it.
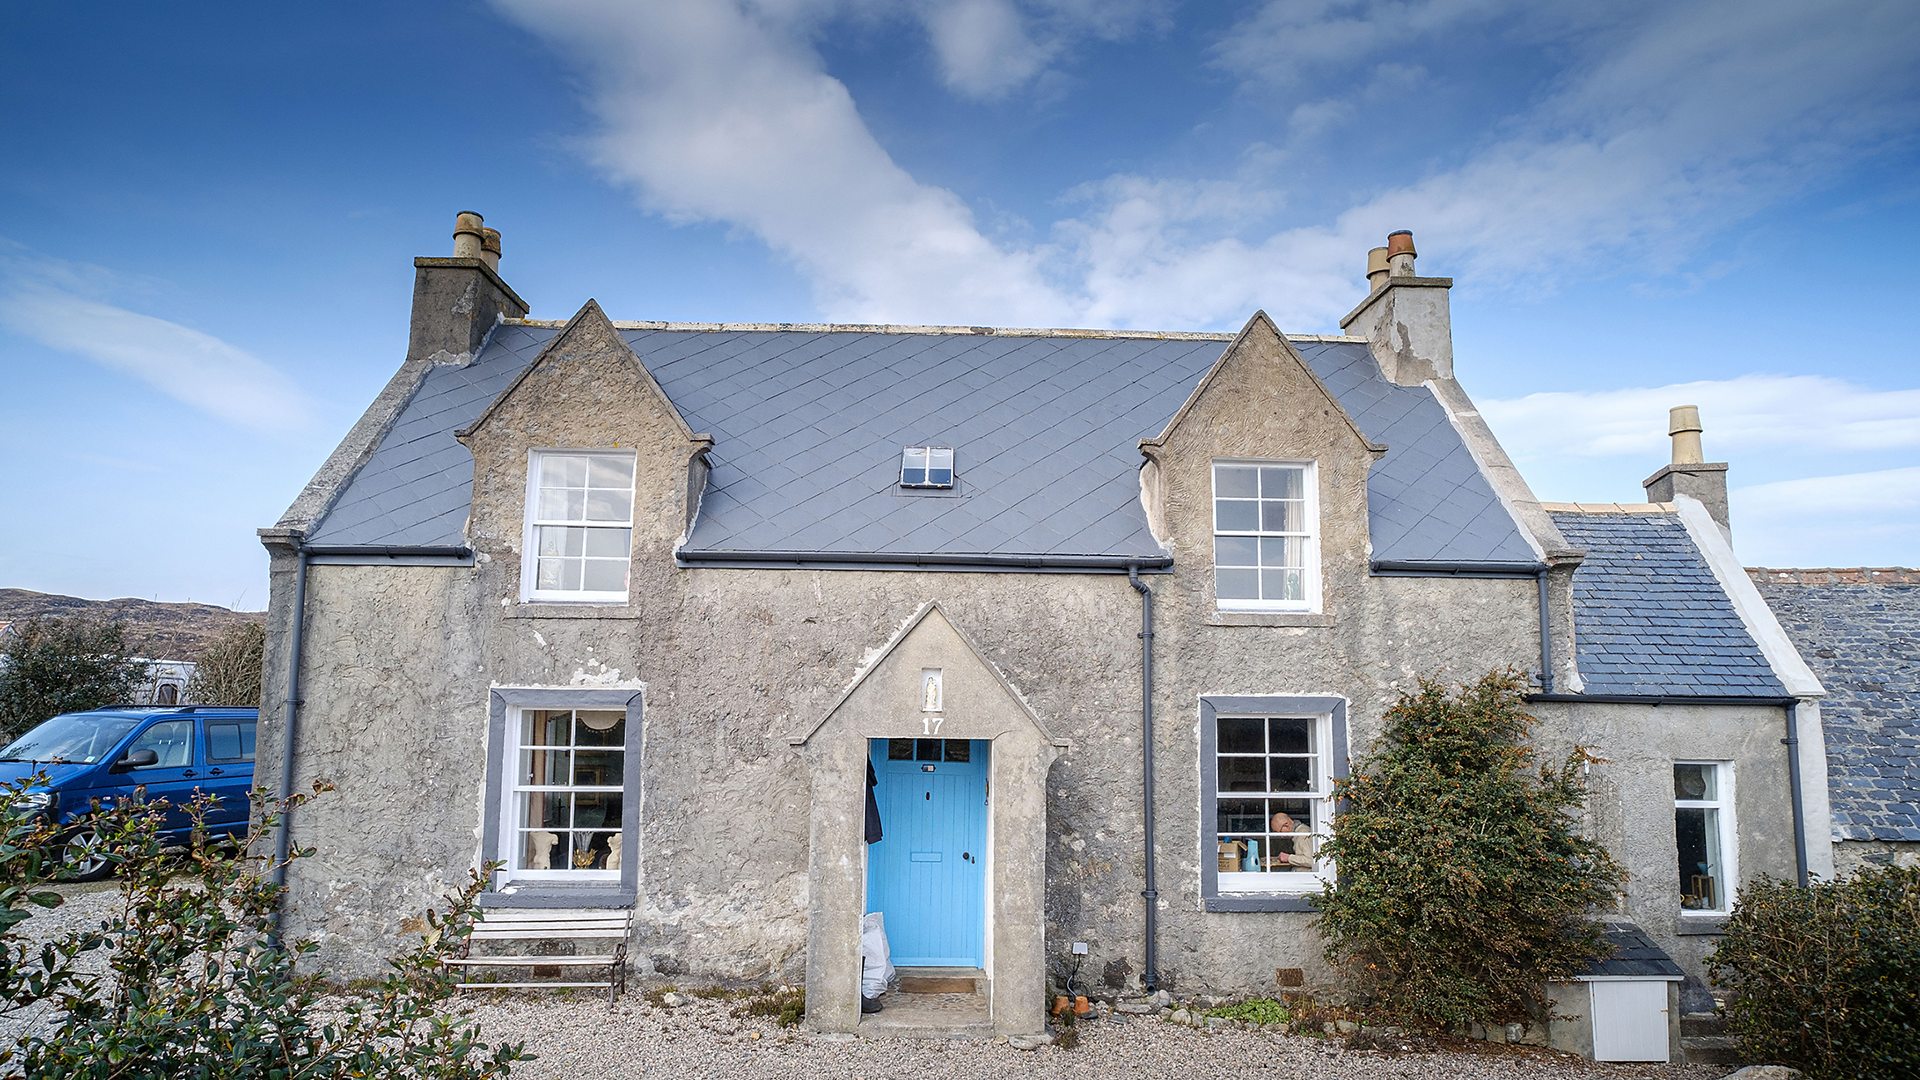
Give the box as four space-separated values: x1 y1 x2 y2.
306 323 1538 569
1749 569 1920 842
1550 510 1785 698
1580 922 1683 979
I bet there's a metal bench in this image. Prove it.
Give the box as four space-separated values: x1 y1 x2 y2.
447 908 632 1002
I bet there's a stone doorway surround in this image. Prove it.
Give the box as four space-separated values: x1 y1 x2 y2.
790 602 1064 1035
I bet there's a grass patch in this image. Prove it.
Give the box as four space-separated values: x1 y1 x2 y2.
734 985 806 1028
1203 998 1291 1026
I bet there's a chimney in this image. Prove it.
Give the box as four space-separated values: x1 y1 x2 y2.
408 211 529 364
1644 404 1731 532
1340 229 1454 386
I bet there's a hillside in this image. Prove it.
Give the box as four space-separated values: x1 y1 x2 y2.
0 589 265 662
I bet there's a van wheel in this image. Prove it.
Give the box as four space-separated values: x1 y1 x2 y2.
60 829 112 882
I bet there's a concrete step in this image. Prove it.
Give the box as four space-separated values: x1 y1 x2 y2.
858 991 992 1040
896 966 987 996
1681 1034 1745 1066
1680 1011 1727 1038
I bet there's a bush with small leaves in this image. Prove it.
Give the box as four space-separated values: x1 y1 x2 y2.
1707 866 1920 1080
0 777 530 1078
1312 671 1623 1032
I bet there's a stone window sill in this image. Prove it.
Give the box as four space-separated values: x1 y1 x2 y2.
1203 893 1318 913
1674 913 1728 936
505 603 643 620
1207 611 1333 628
479 885 636 910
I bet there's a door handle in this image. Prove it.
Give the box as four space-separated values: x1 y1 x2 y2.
208 768 224 776
181 770 197 778
963 851 973 863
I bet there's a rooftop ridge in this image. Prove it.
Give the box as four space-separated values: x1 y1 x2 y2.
1541 501 1675 514
502 318 1366 343
1747 566 1920 585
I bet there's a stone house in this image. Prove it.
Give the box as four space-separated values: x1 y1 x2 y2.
257 214 1835 1040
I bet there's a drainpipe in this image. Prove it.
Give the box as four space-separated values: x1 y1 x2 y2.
1127 564 1160 992
270 547 310 903
1784 703 1809 887
1535 569 1555 694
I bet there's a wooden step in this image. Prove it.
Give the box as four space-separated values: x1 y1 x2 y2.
895 966 986 995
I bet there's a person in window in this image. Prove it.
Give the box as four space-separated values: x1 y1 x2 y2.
1267 810 1316 872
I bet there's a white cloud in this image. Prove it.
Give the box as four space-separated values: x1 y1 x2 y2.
1481 375 1920 461
1734 466 1920 568
0 269 310 434
920 0 1051 99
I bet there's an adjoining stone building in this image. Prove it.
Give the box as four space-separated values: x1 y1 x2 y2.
1749 567 1920 874
257 214 1837 1045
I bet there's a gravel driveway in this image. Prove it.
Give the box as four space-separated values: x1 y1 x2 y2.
7 885 1723 1079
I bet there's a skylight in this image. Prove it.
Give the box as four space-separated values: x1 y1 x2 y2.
901 446 954 488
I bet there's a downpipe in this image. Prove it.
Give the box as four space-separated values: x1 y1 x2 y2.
1127 564 1160 992
1535 569 1555 694
269 547 310 934
1785 703 1809 887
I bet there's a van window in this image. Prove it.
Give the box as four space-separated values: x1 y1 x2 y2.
206 720 256 765
126 720 195 768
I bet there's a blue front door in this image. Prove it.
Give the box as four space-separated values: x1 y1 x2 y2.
866 738 988 967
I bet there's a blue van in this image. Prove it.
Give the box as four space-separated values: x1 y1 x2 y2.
0 705 258 880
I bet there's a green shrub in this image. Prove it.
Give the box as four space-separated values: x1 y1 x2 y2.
1203 997 1291 1025
1707 866 1920 1080
0 778 529 1077
1312 671 1622 1031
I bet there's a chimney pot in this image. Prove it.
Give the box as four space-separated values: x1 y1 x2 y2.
480 227 503 272
453 211 486 260
1669 404 1705 465
1386 229 1416 276
1366 246 1390 292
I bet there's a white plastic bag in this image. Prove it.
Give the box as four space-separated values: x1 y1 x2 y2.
860 911 895 998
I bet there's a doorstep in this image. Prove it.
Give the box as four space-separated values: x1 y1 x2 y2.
858 966 993 1040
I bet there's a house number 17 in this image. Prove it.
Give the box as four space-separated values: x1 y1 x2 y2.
922 714 945 735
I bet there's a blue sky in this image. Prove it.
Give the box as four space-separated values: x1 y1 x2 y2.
2 0 1917 608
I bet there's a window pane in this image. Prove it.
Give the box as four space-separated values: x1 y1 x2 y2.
537 526 572 556
584 490 633 522
521 791 569 830
574 712 625 746
1218 756 1266 792
572 792 620 831
127 720 194 768
1217 798 1266 834
520 747 570 786
927 467 952 485
1677 806 1725 910
588 456 633 488
1271 797 1315 831
1268 718 1311 753
1261 569 1304 602
929 448 954 469
1218 717 1264 754
521 829 568 870
1215 500 1259 532
1215 465 1257 498
1674 763 1717 801
523 711 570 747
887 738 913 760
943 740 971 763
1259 467 1303 500
581 559 627 593
916 739 941 762
573 750 624 787
583 528 630 558
1261 500 1305 532
903 447 928 468
1269 756 1312 793
902 468 927 485
545 456 587 487
1216 569 1259 600
1214 537 1257 566
207 722 245 763
1258 537 1299 567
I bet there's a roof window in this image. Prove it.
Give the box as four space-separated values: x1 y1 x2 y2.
901 446 954 488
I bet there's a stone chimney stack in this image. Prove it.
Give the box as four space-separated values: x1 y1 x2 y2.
1340 229 1454 386
408 210 529 364
1644 404 1731 532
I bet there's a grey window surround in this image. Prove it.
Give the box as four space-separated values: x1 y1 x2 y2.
483 687 644 907
1199 694 1349 914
